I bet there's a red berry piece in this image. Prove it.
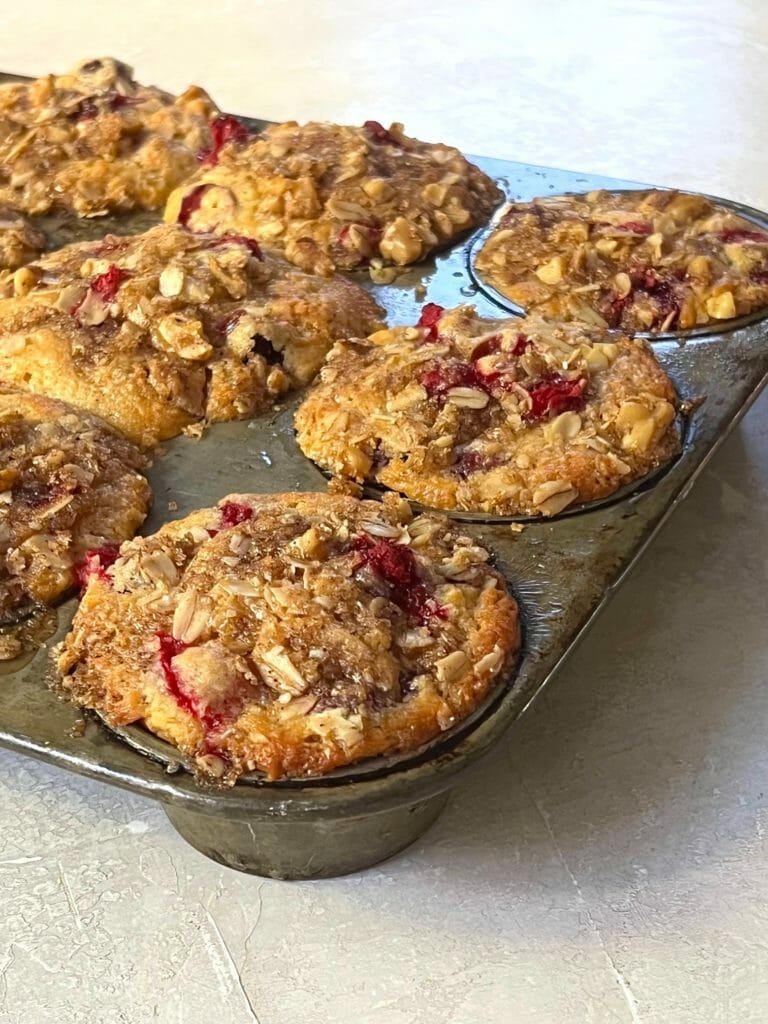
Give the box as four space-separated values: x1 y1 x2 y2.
417 303 445 341
90 265 130 302
512 333 531 356
420 361 485 399
70 265 129 320
525 375 587 422
219 501 254 528
716 228 768 244
198 115 250 167
452 450 502 479
614 220 652 235
74 91 139 121
156 633 223 731
75 545 121 591
177 184 213 228
363 120 400 146
470 334 502 361
352 536 447 624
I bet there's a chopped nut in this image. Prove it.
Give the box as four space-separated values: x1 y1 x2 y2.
532 480 577 515
257 645 307 695
614 272 632 298
72 288 109 326
435 650 471 685
172 588 210 643
326 197 370 222
543 410 582 443
387 383 427 411
158 265 185 297
280 693 319 718
475 646 504 677
535 256 564 285
379 217 424 264
705 291 736 319
13 265 39 297
309 708 364 749
195 753 227 778
156 314 213 362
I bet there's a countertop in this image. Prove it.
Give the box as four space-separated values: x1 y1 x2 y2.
1 2 767 1022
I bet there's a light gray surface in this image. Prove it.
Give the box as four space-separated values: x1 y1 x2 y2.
1 2 767 1021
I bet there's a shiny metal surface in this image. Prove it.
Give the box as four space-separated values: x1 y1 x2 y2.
0 128 766 875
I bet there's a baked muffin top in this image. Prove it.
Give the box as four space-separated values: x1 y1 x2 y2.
0 57 218 216
475 189 768 331
165 119 503 276
0 388 150 628
0 223 383 445
56 491 519 781
296 304 680 516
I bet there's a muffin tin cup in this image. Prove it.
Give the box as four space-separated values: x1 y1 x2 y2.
1 107 768 878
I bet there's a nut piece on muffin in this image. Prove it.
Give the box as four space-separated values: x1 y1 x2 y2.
475 189 768 331
55 491 519 781
0 224 384 445
0 57 219 216
295 304 681 516
165 119 503 276
0 388 150 630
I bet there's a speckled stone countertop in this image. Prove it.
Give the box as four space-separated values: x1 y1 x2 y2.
1 3 767 1022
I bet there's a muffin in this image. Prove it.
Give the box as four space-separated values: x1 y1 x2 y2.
0 223 383 445
0 389 150 626
55 491 519 781
475 189 768 331
165 119 503 276
296 304 680 516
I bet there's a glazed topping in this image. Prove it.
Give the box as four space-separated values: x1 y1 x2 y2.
475 189 768 331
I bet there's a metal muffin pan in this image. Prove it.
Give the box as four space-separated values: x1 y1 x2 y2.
1 105 767 878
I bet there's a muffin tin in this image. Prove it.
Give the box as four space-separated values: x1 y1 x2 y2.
1 103 767 878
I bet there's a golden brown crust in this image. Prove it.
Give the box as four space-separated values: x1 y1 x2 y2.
0 389 150 626
164 119 503 276
475 189 768 331
295 305 681 516
0 224 383 445
0 57 218 216
0 207 45 270
55 491 519 781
